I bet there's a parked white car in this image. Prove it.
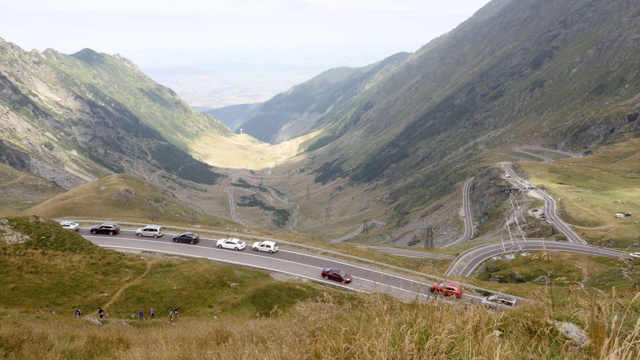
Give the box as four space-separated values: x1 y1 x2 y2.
136 225 163 238
59 220 79 231
252 241 278 253
216 238 246 251
628 252 640 259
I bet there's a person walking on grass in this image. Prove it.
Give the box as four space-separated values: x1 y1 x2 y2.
173 308 179 321
98 307 104 320
150 307 155 320
138 309 144 321
75 309 81 318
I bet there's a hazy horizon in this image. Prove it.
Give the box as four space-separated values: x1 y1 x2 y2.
1 0 492 108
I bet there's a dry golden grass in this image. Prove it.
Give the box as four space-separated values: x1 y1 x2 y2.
0 163 65 216
1 290 639 359
191 131 318 170
2 216 639 360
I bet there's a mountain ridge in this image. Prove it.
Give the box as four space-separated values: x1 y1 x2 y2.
2 0 640 246
0 38 226 189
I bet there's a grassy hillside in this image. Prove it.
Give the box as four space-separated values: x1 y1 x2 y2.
519 139 640 249
51 48 231 151
22 174 233 228
1 216 639 359
234 0 640 243
0 164 65 216
237 54 409 144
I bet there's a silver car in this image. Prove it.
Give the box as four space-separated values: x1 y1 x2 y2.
59 220 79 231
136 225 164 238
251 241 278 253
481 294 517 310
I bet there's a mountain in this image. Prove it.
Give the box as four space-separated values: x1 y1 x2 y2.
205 103 261 133
2 0 640 245
234 0 639 243
0 39 227 189
211 52 410 144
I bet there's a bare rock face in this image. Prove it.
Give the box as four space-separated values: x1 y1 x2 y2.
85 317 103 326
554 321 589 348
111 189 136 201
0 219 30 244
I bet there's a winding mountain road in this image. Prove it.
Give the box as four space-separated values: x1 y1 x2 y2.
501 162 586 245
445 240 625 277
515 146 582 162
443 178 474 248
445 151 596 277
81 228 485 304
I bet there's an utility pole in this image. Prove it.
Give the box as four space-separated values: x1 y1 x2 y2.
363 220 369 234
325 207 331 222
424 227 435 249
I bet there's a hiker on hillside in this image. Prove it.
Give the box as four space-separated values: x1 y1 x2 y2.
173 308 179 321
150 307 155 320
75 309 81 318
138 309 144 320
98 307 104 320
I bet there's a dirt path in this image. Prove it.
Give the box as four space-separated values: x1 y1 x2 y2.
0 173 28 189
103 259 156 310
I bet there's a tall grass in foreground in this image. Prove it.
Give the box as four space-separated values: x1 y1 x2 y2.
1 290 638 359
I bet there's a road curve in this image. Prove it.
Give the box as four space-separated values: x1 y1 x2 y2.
515 146 582 162
501 162 586 245
445 239 625 277
82 228 478 303
443 178 474 248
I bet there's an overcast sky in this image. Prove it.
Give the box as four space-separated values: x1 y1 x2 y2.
1 0 491 67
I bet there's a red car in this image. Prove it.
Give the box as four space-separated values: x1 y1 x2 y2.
321 268 352 284
430 282 462 298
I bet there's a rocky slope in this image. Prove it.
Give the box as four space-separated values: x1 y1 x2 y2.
0 39 226 189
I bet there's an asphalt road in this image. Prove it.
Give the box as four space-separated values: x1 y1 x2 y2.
445 239 626 277
444 161 619 277
502 162 586 244
443 177 475 248
82 228 485 304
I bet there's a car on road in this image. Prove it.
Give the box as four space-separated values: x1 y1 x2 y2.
90 223 120 235
430 282 463 298
628 252 640 259
136 225 163 238
251 240 278 253
217 238 246 251
59 220 79 231
321 268 352 284
481 294 517 310
173 232 199 244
